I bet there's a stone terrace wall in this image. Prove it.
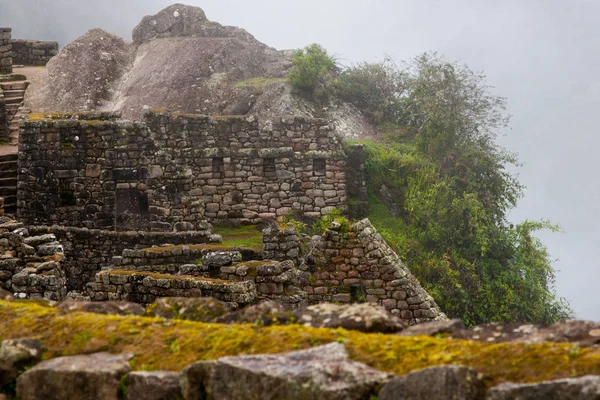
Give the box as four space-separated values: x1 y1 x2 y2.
19 111 359 226
27 225 219 291
303 219 446 326
87 270 257 305
0 28 12 74
11 39 58 66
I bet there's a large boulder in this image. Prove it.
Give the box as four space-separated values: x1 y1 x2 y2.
126 371 182 400
16 352 132 400
24 4 375 140
58 301 145 316
145 297 231 322
294 302 407 333
378 365 487 400
180 342 392 400
487 375 600 400
0 339 43 385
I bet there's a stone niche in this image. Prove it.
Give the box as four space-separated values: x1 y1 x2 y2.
18 111 367 228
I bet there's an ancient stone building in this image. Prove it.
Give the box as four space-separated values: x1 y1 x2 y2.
18 111 367 229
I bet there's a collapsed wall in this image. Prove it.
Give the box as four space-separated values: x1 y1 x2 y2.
263 220 447 325
18 111 366 228
27 225 218 291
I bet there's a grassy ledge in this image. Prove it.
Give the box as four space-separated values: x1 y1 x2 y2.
1 300 599 385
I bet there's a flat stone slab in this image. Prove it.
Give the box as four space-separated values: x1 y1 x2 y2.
16 352 132 400
487 375 600 400
181 342 391 400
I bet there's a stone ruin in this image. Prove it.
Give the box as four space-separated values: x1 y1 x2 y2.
0 107 447 326
0 19 445 327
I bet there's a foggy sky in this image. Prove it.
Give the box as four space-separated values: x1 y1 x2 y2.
1 0 598 320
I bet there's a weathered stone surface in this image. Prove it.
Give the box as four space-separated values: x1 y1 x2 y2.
58 300 145 316
378 365 486 400
145 297 231 322
16 352 132 400
214 299 288 325
294 302 407 333
126 371 182 400
487 375 600 400
0 339 43 385
201 251 242 267
397 319 465 337
181 342 391 400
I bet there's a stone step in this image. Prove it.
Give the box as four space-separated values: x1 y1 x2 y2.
0 169 17 179
2 89 25 97
4 97 23 105
0 81 28 90
0 177 17 186
2 195 17 204
0 186 16 196
0 153 18 162
0 161 17 171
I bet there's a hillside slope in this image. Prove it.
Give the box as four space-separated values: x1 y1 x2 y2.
25 3 374 138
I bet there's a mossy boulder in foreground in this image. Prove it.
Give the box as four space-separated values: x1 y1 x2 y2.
1 300 600 398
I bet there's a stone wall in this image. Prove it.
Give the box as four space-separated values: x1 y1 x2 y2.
0 28 12 74
27 225 218 291
87 270 256 305
19 111 359 227
301 219 446 325
11 39 58 66
0 222 68 301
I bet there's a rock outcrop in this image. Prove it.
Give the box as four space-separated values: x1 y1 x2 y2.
180 342 391 400
378 365 487 400
25 4 375 139
0 339 43 385
16 352 132 400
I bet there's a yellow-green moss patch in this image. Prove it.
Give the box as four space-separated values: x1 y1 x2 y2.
0 300 598 384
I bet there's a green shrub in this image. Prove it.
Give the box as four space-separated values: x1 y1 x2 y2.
288 43 337 103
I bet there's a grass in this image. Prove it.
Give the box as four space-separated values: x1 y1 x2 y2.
233 77 287 90
0 300 599 385
213 225 263 249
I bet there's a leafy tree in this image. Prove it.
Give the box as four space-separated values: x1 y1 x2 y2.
335 58 404 124
288 43 337 103
349 52 572 325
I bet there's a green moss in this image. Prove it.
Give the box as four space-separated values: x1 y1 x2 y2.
233 77 287 90
0 300 599 384
213 225 263 248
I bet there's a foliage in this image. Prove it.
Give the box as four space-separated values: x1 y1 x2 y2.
1 300 598 385
288 43 337 103
334 57 405 124
361 138 572 326
281 208 349 237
